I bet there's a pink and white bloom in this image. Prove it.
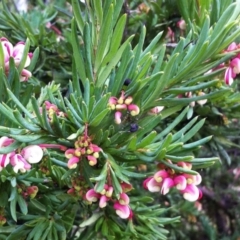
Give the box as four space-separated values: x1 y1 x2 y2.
174 175 187 190
0 38 32 81
153 170 169 183
87 155 97 166
161 178 174 195
115 111 122 124
143 177 161 192
10 154 31 173
128 104 140 116
181 184 200 202
21 145 43 164
67 156 80 169
177 19 186 30
0 136 14 147
148 106 164 115
85 189 101 203
0 152 15 171
113 202 131 219
119 193 130 205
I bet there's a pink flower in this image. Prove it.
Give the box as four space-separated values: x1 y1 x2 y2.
87 155 97 166
227 42 238 52
161 178 174 195
0 136 14 147
113 202 131 219
148 106 164 115
67 156 80 169
173 175 187 190
153 170 168 183
21 145 43 164
119 193 130 205
115 111 122 124
0 152 15 171
224 57 240 85
0 38 32 81
99 195 109 208
177 19 186 30
10 154 31 173
121 182 133 192
85 189 100 202
128 104 140 116
143 177 161 192
181 184 200 202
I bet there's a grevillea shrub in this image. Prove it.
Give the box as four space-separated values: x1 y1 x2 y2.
0 0 239 239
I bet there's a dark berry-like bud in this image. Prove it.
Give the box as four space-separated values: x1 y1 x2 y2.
130 123 138 132
124 78 131 86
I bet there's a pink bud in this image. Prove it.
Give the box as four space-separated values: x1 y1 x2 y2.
105 186 114 198
85 189 100 202
177 162 192 170
26 186 38 199
87 155 97 166
121 182 133 192
21 145 43 164
99 195 109 208
67 156 80 169
231 57 240 75
115 111 122 124
128 104 140 116
108 97 117 109
117 91 125 104
119 193 130 205
148 106 164 115
65 149 76 159
124 96 133 105
153 170 168 183
177 19 186 30
227 42 238 52
113 202 131 219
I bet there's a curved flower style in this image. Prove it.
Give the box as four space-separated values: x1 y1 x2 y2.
0 37 33 81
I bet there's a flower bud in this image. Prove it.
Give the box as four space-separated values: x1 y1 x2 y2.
21 145 43 164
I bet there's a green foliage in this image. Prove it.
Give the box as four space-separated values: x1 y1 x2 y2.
0 0 239 239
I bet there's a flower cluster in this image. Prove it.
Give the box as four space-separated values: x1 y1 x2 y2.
85 182 132 219
18 185 39 199
42 101 66 122
184 91 207 107
65 135 101 168
0 37 33 81
67 176 89 199
143 162 202 202
224 42 240 85
108 91 140 124
0 137 43 173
